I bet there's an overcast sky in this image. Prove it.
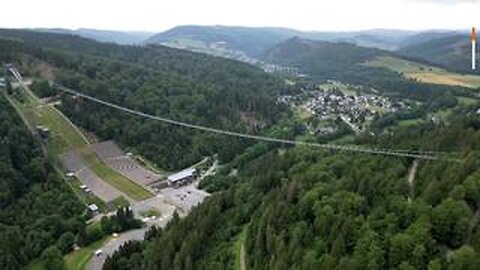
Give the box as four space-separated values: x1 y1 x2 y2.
1 0 478 32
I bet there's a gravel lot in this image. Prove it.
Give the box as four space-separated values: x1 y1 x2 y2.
131 195 176 224
90 141 124 160
60 149 124 202
76 168 125 202
59 150 86 172
158 184 210 213
92 141 162 186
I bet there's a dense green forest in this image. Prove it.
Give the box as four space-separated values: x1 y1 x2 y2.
0 29 289 170
2 29 480 270
102 110 480 270
0 95 84 270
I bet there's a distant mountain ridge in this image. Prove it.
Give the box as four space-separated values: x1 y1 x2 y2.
145 25 299 56
145 26 418 54
23 25 472 74
145 25 462 57
29 28 154 45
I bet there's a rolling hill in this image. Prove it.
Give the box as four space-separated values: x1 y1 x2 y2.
397 34 478 74
262 37 477 102
145 25 419 58
397 31 461 48
262 36 385 71
30 28 154 45
144 25 299 57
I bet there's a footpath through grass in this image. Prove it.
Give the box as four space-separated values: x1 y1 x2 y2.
234 226 247 270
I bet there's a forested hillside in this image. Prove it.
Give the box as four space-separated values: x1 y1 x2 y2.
103 111 480 270
144 25 298 56
263 37 470 102
0 29 288 170
2 29 480 270
0 95 84 270
398 34 477 74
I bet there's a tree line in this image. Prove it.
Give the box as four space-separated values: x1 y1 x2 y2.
103 113 480 269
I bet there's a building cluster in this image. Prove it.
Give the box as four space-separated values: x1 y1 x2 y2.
280 88 405 134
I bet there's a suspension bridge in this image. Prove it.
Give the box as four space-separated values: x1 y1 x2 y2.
6 66 461 162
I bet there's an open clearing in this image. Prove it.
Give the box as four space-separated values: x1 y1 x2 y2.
364 56 480 89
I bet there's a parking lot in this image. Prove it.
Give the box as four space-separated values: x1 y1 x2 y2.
158 184 210 213
92 141 163 186
131 195 176 225
60 149 125 202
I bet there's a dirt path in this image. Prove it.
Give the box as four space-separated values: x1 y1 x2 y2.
467 209 480 243
240 242 246 270
408 160 419 200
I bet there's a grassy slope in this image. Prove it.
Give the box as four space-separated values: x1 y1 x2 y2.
364 56 480 88
9 86 152 201
37 105 88 154
34 106 151 201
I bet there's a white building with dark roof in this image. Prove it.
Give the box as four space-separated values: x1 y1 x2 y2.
167 168 197 186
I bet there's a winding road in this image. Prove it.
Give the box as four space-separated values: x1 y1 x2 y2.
87 228 147 270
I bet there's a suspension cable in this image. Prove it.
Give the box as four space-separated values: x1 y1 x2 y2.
50 83 460 162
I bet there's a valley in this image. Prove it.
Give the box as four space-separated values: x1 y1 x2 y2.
5 67 214 270
0 23 479 270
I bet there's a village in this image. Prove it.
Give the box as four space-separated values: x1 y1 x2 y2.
279 81 408 135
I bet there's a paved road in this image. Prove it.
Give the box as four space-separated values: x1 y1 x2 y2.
86 228 147 270
340 115 361 134
86 195 174 270
84 160 215 270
